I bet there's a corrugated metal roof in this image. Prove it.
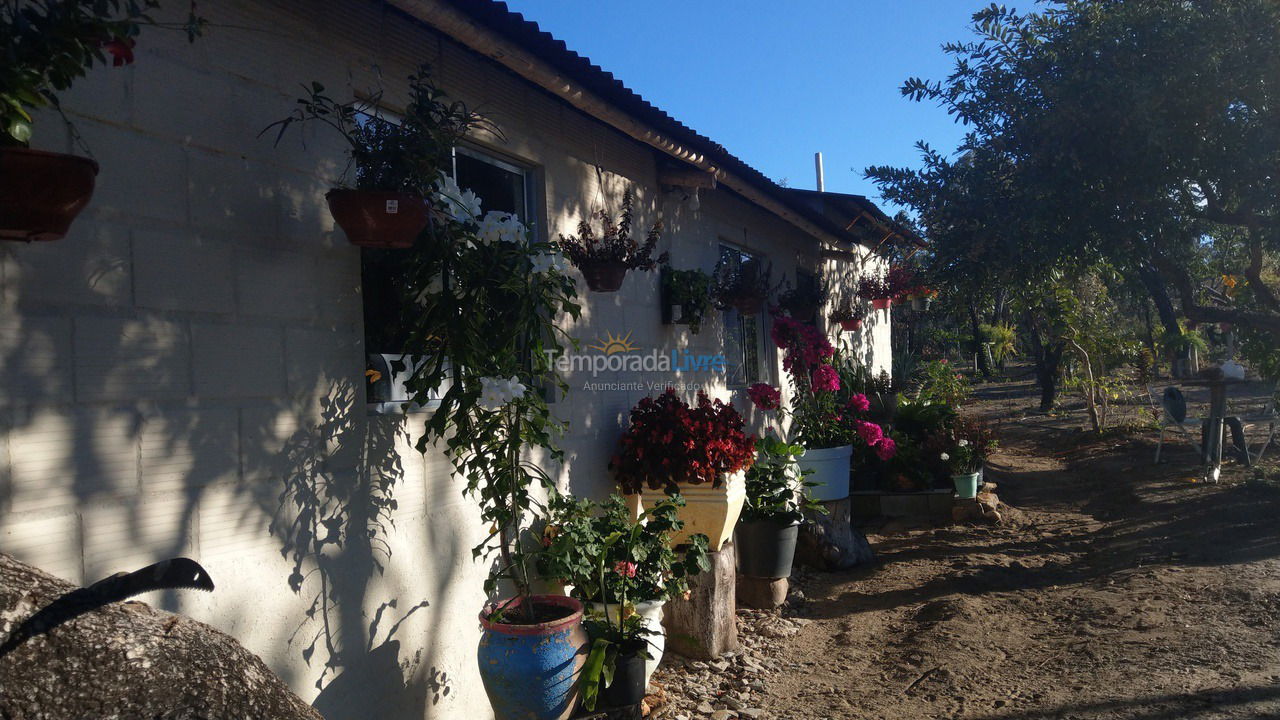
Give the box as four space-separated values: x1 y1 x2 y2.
432 0 922 248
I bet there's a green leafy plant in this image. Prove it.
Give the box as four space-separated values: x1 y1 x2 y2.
777 272 827 320
979 323 1019 366
712 257 781 311
579 610 655 711
929 416 997 475
262 65 484 195
2 0 204 146
538 493 710 605
829 296 868 325
661 266 713 334
742 434 825 524
913 359 970 407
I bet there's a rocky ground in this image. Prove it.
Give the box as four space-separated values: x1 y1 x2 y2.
647 373 1280 719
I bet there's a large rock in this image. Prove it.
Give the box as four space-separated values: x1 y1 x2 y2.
0 553 320 720
796 498 875 571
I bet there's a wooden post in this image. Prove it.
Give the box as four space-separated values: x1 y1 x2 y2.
795 497 875 571
663 541 738 660
736 575 788 610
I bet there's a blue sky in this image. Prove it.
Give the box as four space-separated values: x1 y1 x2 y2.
499 0 998 215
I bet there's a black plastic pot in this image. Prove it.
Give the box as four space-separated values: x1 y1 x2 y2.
735 519 799 579
601 648 647 709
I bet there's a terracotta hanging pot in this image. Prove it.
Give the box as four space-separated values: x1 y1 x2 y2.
872 298 892 310
579 259 628 292
0 147 99 242
325 189 430 249
840 319 863 332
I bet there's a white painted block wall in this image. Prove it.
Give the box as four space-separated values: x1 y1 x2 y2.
0 1 891 718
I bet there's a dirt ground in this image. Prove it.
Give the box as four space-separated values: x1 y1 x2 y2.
656 372 1280 720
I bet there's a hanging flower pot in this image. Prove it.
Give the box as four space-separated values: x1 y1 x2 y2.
0 148 99 242
325 189 430 249
477 595 588 720
840 318 863 332
872 297 892 311
579 259 629 292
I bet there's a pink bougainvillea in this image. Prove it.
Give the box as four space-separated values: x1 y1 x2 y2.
855 420 884 446
873 436 898 461
847 393 870 413
811 364 840 393
747 383 782 411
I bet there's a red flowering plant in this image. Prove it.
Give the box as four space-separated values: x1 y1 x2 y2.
747 382 781 410
1 0 205 146
557 190 668 271
611 389 757 495
856 271 893 301
886 266 919 301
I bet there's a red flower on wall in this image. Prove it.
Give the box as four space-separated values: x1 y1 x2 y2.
103 37 136 66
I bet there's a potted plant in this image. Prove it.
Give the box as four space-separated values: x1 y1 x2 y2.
933 416 997 499
857 271 894 310
908 286 938 311
760 317 899 500
712 256 780 315
660 266 713 334
736 434 824 579
0 1 203 241
829 297 868 332
557 190 668 292
611 389 758 551
396 127 584 719
539 494 710 692
263 66 482 248
886 266 919 304
777 272 828 323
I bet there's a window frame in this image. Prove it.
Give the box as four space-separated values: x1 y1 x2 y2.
717 242 771 390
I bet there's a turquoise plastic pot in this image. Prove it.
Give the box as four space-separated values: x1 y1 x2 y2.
952 472 981 499
477 595 587 720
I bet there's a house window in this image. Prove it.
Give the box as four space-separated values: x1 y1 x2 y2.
364 146 534 410
718 243 768 388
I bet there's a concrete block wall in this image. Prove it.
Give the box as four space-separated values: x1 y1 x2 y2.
0 1 890 718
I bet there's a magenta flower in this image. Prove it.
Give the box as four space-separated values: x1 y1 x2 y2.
613 560 638 578
811 364 840 393
873 437 898 461
847 393 870 413
855 420 883 446
747 383 782 411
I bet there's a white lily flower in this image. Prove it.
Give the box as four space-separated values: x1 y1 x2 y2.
475 211 525 246
435 172 482 223
531 251 571 275
958 439 969 447
940 452 950 461
478 375 527 411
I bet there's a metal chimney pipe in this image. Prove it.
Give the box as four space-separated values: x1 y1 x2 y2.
814 152 825 192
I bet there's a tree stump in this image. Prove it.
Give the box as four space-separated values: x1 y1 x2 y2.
736 576 788 610
0 553 320 720
796 497 875 571
663 541 737 659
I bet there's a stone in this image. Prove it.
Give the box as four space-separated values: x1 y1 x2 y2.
664 542 738 660
711 710 735 720
736 575 788 610
741 709 766 719
0 553 319 719
796 498 876 571
697 701 715 714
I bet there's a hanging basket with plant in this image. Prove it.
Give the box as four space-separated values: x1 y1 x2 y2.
829 296 869 331
263 65 485 249
660 266 713 333
711 257 780 315
557 190 668 292
777 271 828 323
857 271 894 310
0 0 204 242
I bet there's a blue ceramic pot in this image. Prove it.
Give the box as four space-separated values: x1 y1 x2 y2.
477 595 587 720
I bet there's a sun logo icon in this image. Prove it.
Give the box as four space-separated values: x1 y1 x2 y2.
589 330 639 355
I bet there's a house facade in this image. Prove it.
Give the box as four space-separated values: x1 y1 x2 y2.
0 1 911 717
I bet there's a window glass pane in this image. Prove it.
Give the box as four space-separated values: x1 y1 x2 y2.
455 150 528 227
719 243 765 388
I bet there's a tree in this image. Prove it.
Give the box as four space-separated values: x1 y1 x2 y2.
871 0 1280 391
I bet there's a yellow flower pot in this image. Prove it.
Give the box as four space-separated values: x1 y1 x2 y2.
625 471 746 551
